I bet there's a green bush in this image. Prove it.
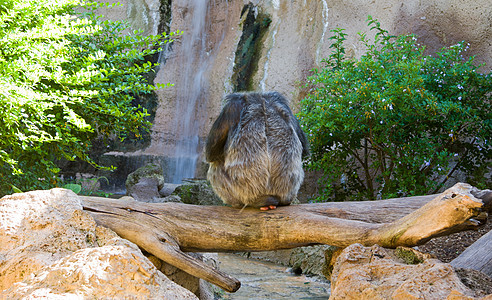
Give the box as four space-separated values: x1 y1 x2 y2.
298 16 491 201
0 0 176 196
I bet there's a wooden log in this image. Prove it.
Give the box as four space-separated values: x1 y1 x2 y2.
451 229 492 277
81 183 488 292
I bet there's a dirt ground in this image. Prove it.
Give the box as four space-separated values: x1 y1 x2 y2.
417 219 491 263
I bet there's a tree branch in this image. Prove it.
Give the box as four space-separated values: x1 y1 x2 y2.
81 183 488 292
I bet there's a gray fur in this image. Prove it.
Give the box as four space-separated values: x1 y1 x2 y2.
205 92 309 209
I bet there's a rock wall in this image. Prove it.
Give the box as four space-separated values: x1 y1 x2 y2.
95 0 492 184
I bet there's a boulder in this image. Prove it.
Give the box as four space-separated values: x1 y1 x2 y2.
172 179 223 206
329 243 488 299
125 163 166 201
128 177 162 202
160 194 183 203
289 245 337 278
126 163 166 190
159 182 180 197
0 189 102 291
3 241 197 299
0 188 197 299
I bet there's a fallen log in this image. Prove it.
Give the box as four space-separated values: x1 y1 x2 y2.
81 183 489 292
450 188 492 277
450 189 492 277
451 227 492 277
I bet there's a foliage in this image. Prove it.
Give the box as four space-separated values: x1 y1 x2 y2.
0 0 176 196
63 183 83 195
63 175 111 197
298 16 491 201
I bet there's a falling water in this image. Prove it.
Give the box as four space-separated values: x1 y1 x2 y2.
316 0 329 64
259 20 280 92
259 1 280 92
168 1 210 183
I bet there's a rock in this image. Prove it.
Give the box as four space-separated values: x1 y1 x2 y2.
68 172 102 194
172 179 223 206
238 250 293 267
148 253 219 300
159 182 180 197
0 188 197 299
289 245 336 278
121 193 183 204
3 241 197 299
0 189 102 291
161 194 183 203
128 177 161 202
126 163 165 190
126 163 166 201
455 268 492 298
237 245 337 279
329 244 487 299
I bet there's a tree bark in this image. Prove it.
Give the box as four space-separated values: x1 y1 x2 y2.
81 183 489 292
449 188 492 278
451 229 492 277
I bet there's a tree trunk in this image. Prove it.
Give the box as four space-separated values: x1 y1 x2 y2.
81 183 489 292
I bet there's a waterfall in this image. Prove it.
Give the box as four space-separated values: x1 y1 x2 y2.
260 21 280 92
169 1 209 183
316 0 329 64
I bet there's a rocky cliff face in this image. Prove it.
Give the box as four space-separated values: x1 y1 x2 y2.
96 0 492 185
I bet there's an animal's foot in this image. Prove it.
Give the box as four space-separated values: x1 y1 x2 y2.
259 205 277 211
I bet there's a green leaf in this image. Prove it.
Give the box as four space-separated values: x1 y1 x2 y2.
10 185 23 194
63 183 82 194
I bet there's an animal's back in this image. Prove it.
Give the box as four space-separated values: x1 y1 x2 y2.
224 92 303 204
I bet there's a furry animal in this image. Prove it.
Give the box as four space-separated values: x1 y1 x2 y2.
205 92 309 210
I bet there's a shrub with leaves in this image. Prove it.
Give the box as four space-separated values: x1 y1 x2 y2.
298 16 491 201
0 0 176 196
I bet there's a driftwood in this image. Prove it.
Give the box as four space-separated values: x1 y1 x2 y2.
81 183 489 293
451 190 492 277
451 229 492 277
